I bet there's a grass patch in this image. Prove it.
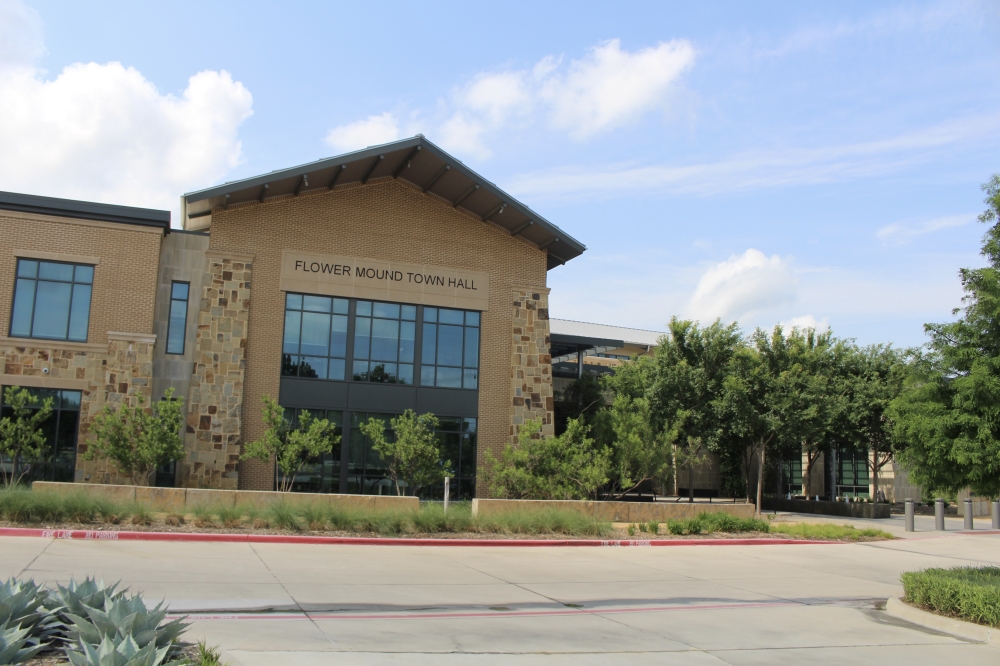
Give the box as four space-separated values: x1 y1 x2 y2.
902 566 1000 628
216 503 244 528
770 522 893 541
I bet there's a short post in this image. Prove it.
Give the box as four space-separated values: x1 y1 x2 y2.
904 499 914 532
964 498 974 531
935 498 945 530
992 500 999 530
443 476 450 514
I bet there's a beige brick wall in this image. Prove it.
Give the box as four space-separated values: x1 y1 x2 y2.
0 212 161 340
0 211 162 484
206 178 550 492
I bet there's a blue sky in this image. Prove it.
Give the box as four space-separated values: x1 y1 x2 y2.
1 1 998 347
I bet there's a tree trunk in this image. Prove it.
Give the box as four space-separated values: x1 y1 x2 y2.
687 464 694 503
755 443 765 515
871 443 879 502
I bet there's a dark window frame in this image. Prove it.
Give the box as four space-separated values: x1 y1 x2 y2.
9 258 95 343
165 281 190 356
280 293 482 392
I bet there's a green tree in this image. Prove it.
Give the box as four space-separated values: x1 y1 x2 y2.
606 394 672 497
554 371 606 435
841 344 907 501
651 318 743 501
889 174 1000 498
0 386 54 487
359 410 449 497
242 395 340 492
485 418 610 500
85 389 185 486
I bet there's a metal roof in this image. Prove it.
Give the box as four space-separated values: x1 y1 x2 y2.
0 191 170 232
550 318 664 347
182 135 585 270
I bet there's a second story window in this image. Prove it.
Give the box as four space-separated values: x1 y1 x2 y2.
282 293 349 380
353 301 415 384
10 259 94 342
166 282 190 354
421 308 480 389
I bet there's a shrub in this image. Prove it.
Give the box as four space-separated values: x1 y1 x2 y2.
902 567 1000 627
190 505 214 528
215 504 243 529
129 503 153 526
298 503 327 531
266 502 300 531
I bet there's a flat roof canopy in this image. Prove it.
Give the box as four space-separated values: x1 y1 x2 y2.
0 191 170 232
182 136 585 270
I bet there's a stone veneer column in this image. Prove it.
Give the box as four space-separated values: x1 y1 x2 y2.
180 250 253 489
76 334 156 483
509 287 554 444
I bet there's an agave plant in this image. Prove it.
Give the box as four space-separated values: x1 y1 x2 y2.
46 578 127 620
0 619 48 664
0 578 58 644
65 633 179 666
64 594 188 656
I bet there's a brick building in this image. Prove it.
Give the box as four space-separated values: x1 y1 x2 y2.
0 136 602 497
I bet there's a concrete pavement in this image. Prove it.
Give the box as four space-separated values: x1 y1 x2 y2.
1 519 997 664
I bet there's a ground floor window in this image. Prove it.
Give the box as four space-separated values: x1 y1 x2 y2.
780 457 803 496
0 387 81 483
275 407 476 498
837 447 870 498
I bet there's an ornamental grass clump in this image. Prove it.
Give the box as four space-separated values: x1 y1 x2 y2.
298 503 327 531
215 503 243 529
265 502 301 531
901 566 1000 627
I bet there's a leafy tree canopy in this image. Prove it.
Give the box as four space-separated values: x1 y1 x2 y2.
0 386 54 487
890 174 1000 498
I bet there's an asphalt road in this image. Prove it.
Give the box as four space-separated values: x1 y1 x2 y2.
2 514 997 665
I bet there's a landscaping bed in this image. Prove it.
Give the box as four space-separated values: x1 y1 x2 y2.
901 566 1000 628
0 488 892 542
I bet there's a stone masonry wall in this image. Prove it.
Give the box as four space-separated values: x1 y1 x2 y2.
510 288 554 444
2 337 154 484
180 252 253 489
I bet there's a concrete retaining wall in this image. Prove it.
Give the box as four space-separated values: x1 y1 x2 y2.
762 498 891 519
31 482 418 513
471 498 755 522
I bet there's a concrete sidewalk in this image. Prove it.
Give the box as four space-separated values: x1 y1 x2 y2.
2 530 998 664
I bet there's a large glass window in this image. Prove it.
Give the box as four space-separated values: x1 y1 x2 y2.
352 301 415 385
277 408 344 493
165 282 189 355
347 412 476 498
837 447 870 498
0 387 81 482
10 259 94 342
421 308 480 389
282 293 349 380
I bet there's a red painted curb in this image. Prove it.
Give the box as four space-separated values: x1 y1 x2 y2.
0 527 839 547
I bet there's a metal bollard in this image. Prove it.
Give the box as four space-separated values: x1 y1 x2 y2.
935 498 945 530
443 477 450 514
993 500 999 530
905 499 914 532
964 499 974 530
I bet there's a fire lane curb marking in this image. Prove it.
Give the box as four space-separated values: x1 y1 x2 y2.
0 527 842 548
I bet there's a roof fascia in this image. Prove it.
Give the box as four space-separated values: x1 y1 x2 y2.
0 191 170 232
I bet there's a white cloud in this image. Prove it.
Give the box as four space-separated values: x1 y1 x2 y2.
323 38 695 160
506 113 1000 200
778 314 830 333
0 0 253 221
324 112 402 153
540 39 695 139
876 214 972 243
687 249 797 324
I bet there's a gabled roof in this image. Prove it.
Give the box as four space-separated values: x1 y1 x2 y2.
0 191 170 232
182 135 585 270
